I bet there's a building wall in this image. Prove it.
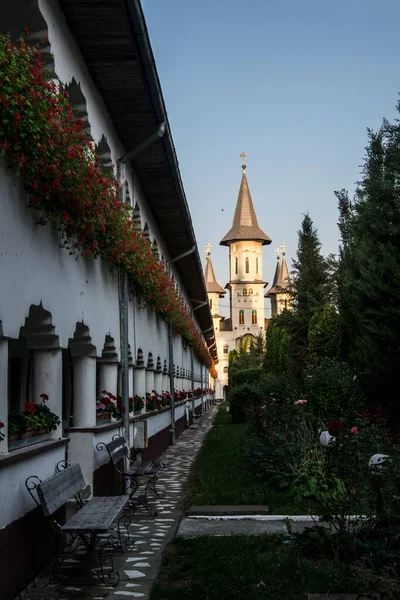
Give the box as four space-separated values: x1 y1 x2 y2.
0 0 209 542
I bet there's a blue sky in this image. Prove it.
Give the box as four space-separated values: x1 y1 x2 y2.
143 0 400 317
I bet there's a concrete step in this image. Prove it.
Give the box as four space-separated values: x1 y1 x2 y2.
187 505 269 516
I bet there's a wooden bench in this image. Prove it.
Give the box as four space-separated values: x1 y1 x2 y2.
25 462 133 586
97 435 165 517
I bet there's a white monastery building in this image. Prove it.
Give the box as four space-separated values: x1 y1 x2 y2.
0 2 216 597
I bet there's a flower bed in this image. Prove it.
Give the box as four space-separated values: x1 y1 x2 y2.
0 32 215 374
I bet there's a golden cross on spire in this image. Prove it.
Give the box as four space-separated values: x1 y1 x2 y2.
274 247 281 260
204 242 213 256
240 151 248 165
281 241 288 255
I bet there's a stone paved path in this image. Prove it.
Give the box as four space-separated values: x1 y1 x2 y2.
18 407 217 600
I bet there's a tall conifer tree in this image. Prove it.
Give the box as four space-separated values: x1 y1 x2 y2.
338 114 400 417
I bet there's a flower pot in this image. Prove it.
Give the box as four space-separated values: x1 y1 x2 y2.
21 428 34 439
33 428 47 437
8 432 21 442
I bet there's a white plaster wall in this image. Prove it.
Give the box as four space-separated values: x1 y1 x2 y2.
0 168 120 351
1 0 206 359
0 2 212 532
0 443 66 529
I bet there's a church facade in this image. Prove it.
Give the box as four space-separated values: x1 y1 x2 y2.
205 157 292 399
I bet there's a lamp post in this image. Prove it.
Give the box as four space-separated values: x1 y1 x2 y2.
369 454 390 515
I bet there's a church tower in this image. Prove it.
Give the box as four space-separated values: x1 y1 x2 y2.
204 243 226 321
265 242 292 315
220 154 271 344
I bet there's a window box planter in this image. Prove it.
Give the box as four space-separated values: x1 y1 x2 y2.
96 413 111 424
8 432 51 451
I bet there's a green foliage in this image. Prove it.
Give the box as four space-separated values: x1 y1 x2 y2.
335 113 400 419
308 304 341 361
8 411 27 434
228 333 266 386
304 358 360 422
264 314 293 374
290 459 346 507
228 382 263 424
229 367 263 389
151 534 364 600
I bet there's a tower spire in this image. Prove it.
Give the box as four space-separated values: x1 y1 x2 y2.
220 154 271 246
204 244 225 295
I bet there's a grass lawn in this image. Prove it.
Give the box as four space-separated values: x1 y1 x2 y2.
150 534 361 600
183 403 313 514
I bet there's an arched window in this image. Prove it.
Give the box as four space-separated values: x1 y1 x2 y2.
239 310 244 325
223 366 228 373
223 345 229 354
243 289 247 296
248 288 253 295
235 257 238 274
252 310 257 324
256 257 259 274
245 257 249 273
210 298 213 310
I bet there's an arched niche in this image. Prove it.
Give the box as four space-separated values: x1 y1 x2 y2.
133 202 141 228
151 238 159 259
142 222 150 241
68 322 96 357
95 135 113 174
100 335 118 362
147 352 154 370
136 348 144 368
19 303 59 350
1 2 54 73
65 78 91 137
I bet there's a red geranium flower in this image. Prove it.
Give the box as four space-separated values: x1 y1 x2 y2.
0 421 4 428
40 393 49 401
24 402 35 415
328 420 343 431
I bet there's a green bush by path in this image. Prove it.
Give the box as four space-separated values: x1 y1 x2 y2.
150 534 363 600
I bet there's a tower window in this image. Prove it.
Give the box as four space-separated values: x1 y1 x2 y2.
243 289 247 296
284 299 288 310
210 298 213 310
245 257 249 273
223 366 228 373
235 257 238 274
223 345 228 354
256 257 259 274
248 288 253 295
239 310 244 325
252 310 257 324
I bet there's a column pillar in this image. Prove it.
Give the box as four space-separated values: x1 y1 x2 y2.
33 348 63 438
73 356 97 428
98 362 118 398
145 352 155 395
0 337 8 454
145 368 155 395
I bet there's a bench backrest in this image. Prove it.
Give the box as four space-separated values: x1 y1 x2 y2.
105 436 128 466
37 463 85 516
